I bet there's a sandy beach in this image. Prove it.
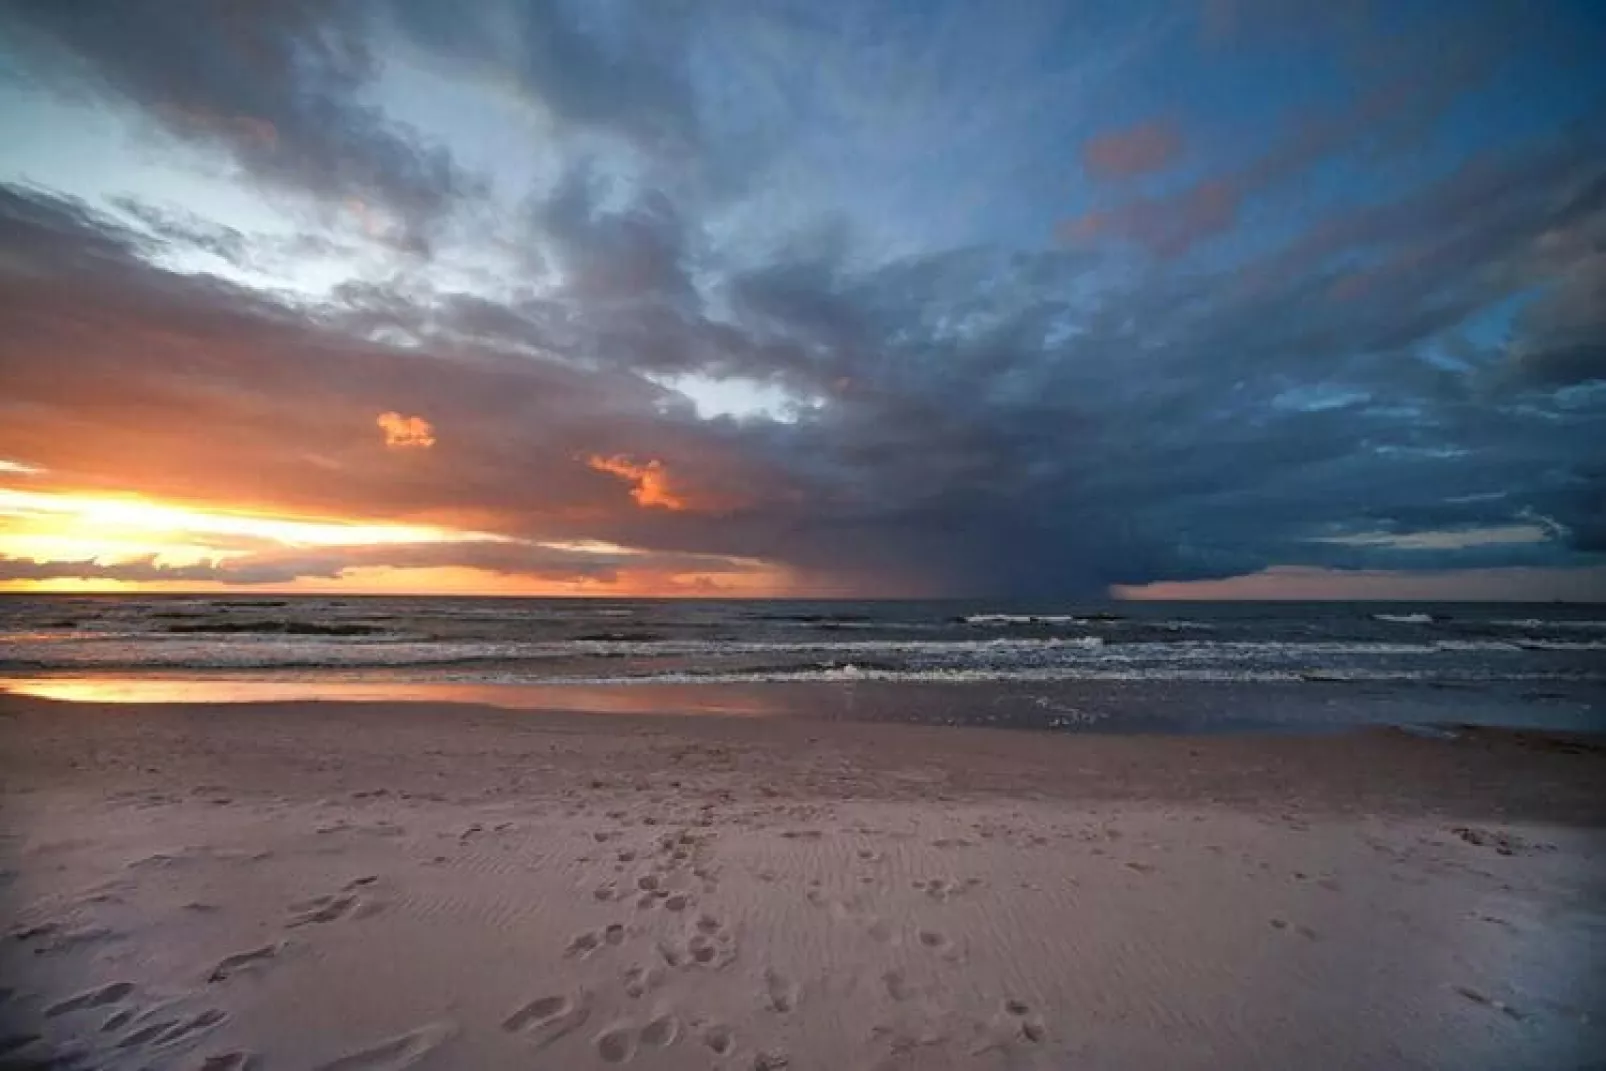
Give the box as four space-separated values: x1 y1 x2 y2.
1 693 1602 1070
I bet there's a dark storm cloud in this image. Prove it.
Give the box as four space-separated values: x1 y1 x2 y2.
385 0 700 156
2 1 1604 597
13 137 1603 596
0 183 797 550
0 0 479 237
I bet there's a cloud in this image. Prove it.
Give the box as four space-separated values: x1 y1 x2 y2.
1116 564 1606 602
1081 119 1182 179
0 0 480 236
1064 11 1532 256
1 2 1603 598
385 0 700 156
376 411 437 449
0 537 767 588
9 152 1605 596
587 456 687 512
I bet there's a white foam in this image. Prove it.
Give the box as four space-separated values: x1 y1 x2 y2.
1492 619 1606 630
440 666 1600 687
962 614 1087 626
1372 613 1437 624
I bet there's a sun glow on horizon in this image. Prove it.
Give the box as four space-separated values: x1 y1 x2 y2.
0 487 498 550
0 485 791 596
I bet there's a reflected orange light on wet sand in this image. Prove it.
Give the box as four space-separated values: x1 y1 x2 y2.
0 678 786 716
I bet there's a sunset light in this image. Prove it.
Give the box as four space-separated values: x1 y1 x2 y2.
376 411 437 449
0 485 785 595
0 5 1601 1068
587 455 690 512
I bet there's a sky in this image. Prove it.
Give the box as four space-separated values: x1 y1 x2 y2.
0 0 1603 599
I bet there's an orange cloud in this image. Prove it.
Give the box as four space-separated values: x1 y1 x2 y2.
376 411 436 449
587 455 687 511
1081 118 1183 179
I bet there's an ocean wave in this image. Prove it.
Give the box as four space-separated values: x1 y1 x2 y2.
1372 612 1441 624
1491 619 1606 630
164 619 388 636
3 634 1579 672
0 635 1110 670
960 613 1104 626
449 665 1601 686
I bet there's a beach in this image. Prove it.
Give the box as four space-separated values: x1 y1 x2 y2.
2 692 1602 1070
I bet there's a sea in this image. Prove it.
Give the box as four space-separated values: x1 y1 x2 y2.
2 596 1602 733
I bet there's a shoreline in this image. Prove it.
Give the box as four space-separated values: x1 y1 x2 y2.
3 692 1605 822
5 673 1604 738
3 694 1603 1069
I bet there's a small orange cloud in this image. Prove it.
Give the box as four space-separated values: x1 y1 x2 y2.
377 411 436 449
587 455 687 511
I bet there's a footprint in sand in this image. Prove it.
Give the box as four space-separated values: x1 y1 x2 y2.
566 930 603 958
914 878 978 902
917 929 962 961
640 1013 680 1048
311 1020 457 1070
208 943 281 982
623 964 665 999
117 1008 227 1050
764 969 799 1013
503 992 593 1049
289 877 384 927
595 1023 637 1064
198 1053 257 1071
660 915 737 971
565 924 625 956
288 894 358 927
1002 999 1047 1044
46 981 134 1017
882 970 918 1002
698 1022 735 1056
688 933 727 967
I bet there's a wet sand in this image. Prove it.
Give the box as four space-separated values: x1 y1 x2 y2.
1 693 1603 1070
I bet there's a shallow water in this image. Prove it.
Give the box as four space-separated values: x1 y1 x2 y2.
3 596 1603 733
